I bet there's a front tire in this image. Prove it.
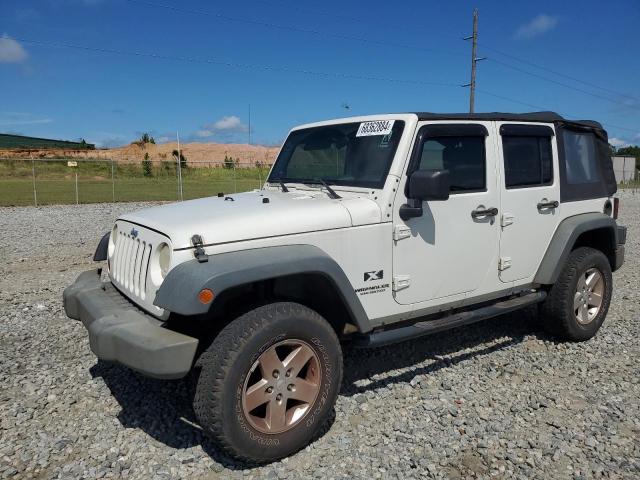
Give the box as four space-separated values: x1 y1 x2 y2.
540 247 612 342
193 302 343 463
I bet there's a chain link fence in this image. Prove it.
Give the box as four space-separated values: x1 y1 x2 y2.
2 157 638 207
0 158 273 206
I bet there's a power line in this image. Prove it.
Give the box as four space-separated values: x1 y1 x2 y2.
486 57 640 111
130 0 639 113
479 43 640 103
254 0 365 25
17 36 638 134
477 89 639 134
251 0 640 106
125 0 464 58
15 37 459 88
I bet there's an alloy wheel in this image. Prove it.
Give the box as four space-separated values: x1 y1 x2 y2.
574 267 604 325
241 340 321 434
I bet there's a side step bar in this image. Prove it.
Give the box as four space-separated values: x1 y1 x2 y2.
353 291 546 348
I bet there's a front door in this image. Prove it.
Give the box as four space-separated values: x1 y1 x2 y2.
392 122 501 305
496 122 561 283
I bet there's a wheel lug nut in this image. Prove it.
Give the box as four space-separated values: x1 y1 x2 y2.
287 384 295 392
266 386 273 394
276 394 282 401
285 370 291 377
273 370 279 379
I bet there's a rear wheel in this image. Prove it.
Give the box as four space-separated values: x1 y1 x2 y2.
540 247 612 341
193 302 342 463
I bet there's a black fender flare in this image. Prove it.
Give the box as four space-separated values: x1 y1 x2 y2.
154 244 372 332
534 212 618 285
93 232 110 261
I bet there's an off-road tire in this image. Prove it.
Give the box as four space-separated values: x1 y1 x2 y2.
540 247 612 342
193 302 343 464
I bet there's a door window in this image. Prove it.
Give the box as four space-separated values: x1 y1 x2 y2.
417 136 486 193
502 136 553 188
563 130 599 184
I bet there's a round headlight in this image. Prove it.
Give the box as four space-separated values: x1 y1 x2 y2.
158 243 171 278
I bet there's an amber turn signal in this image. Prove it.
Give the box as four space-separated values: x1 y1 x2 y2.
198 288 214 304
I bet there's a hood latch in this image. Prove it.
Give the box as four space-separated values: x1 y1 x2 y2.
191 235 208 263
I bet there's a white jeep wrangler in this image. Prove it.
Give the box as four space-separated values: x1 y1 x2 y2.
64 111 626 463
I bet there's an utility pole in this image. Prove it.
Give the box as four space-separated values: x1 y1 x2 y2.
463 9 485 113
176 131 184 201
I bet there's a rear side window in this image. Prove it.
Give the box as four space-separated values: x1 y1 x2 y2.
563 130 599 185
418 136 486 192
503 136 553 188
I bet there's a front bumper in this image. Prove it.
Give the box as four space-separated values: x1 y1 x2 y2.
63 269 198 379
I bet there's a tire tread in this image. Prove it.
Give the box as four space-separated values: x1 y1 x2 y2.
193 302 341 463
540 247 612 342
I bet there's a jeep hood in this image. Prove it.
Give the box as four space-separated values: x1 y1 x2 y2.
119 190 380 249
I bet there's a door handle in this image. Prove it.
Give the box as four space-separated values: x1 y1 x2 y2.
471 207 498 218
537 200 559 210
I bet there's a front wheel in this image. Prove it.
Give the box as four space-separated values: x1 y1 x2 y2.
540 247 613 341
193 302 343 463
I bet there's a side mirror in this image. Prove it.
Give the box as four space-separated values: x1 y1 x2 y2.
408 169 450 201
400 169 450 221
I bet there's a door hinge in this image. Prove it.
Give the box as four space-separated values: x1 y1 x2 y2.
498 257 512 271
392 275 411 291
501 213 514 227
393 225 411 241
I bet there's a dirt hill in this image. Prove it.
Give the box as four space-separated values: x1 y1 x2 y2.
0 141 281 167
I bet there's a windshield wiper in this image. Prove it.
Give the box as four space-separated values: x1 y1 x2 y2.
270 178 289 193
311 178 341 199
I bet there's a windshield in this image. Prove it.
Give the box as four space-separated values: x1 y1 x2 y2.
268 120 405 189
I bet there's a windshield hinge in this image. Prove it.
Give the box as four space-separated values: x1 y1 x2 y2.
191 235 208 263
393 225 411 241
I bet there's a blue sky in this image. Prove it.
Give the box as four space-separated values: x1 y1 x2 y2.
1 0 639 148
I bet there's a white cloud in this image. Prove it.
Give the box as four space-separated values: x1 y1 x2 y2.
515 14 559 39
211 115 249 132
609 137 630 148
0 34 28 63
194 115 249 140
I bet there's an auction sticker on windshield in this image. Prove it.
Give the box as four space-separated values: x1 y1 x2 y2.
356 120 395 137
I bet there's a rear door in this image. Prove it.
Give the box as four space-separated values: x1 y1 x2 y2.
497 123 561 282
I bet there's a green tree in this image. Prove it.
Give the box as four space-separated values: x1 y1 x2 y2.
139 133 156 144
142 152 153 177
615 145 640 159
223 154 235 169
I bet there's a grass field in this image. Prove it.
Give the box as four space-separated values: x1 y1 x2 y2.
0 159 271 206
2 158 638 206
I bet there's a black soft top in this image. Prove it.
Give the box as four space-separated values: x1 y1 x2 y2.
412 110 615 200
413 111 604 131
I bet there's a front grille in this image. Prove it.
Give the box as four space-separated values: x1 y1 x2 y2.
111 230 152 300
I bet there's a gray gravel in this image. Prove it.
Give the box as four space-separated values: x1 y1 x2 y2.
1 193 639 480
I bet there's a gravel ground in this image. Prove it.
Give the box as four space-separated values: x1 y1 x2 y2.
1 192 639 480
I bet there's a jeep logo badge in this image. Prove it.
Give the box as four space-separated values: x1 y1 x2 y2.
130 228 139 238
